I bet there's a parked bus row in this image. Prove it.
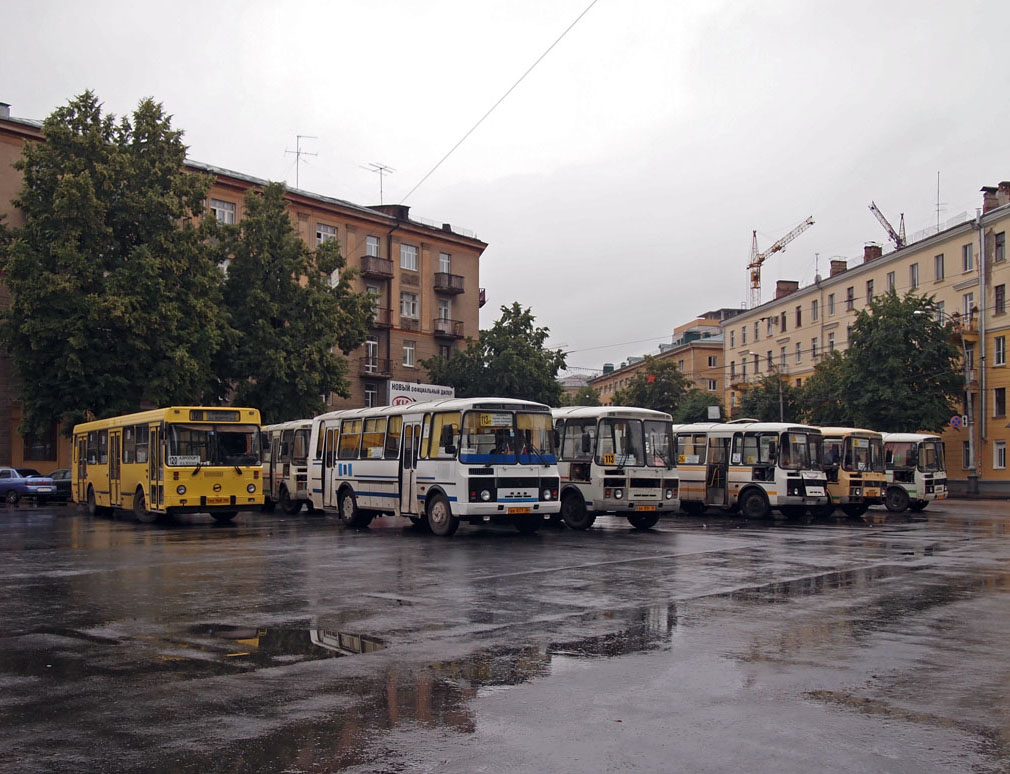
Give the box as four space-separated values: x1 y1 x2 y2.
71 404 946 528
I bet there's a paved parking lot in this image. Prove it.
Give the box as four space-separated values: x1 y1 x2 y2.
1 499 1009 773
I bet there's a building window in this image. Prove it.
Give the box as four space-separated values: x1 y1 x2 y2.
934 300 945 324
755 322 760 340
996 441 1007 470
364 383 378 408
812 299 819 321
741 360 747 379
811 338 818 359
402 341 416 368
963 292 975 320
779 312 786 332
909 263 919 290
934 253 944 281
23 424 57 461
400 243 418 271
742 327 747 345
996 335 1006 367
316 223 337 245
364 336 379 372
795 342 802 364
996 232 1006 263
730 330 736 348
866 280 873 304
400 292 418 318
439 252 451 273
828 332 835 351
995 387 1006 418
366 235 380 257
438 344 452 358
766 351 773 369
780 347 787 369
966 342 975 370
996 285 1006 316
845 287 854 311
707 380 717 391
795 306 802 327
963 242 974 272
962 440 971 470
678 360 685 371
828 293 835 316
730 361 736 378
753 354 760 374
438 298 451 320
886 271 895 292
767 318 773 336
707 355 717 368
209 198 235 224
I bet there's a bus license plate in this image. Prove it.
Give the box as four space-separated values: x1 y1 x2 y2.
865 488 880 497
207 496 230 505
508 507 531 514
636 505 656 512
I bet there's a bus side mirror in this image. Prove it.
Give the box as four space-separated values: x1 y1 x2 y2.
440 426 456 455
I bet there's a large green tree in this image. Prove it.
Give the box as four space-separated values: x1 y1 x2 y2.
611 356 692 415
739 373 803 422
560 385 601 406
839 290 961 432
1 92 226 434
673 388 723 423
217 182 373 422
422 302 566 406
798 351 854 426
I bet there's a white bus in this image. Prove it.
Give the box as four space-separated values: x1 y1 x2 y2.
308 397 561 536
551 406 678 530
671 421 828 519
882 432 948 513
262 420 315 514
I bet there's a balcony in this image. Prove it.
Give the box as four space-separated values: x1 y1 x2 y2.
400 316 420 332
359 357 391 377
433 318 465 339
370 307 392 328
434 272 465 294
360 255 393 278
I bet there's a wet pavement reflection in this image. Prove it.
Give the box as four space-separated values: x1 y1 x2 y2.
2 500 1010 772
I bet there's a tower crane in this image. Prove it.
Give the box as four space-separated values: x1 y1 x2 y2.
868 201 906 249
748 216 815 308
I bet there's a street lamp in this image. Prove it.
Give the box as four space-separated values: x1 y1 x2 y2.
740 350 785 422
914 307 977 493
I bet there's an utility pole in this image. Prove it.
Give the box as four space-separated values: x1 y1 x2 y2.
285 135 318 190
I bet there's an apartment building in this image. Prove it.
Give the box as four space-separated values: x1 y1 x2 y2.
0 103 487 471
723 183 1010 495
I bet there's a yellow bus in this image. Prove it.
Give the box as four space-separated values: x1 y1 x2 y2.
72 407 264 523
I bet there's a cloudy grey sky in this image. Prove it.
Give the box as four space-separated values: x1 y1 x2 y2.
4 0 1010 374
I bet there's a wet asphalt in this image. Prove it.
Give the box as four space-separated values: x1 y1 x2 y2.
1 500 1009 773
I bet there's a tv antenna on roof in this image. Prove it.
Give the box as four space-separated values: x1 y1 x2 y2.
284 135 318 190
362 162 396 205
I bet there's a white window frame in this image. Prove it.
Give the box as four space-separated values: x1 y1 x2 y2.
707 379 717 392
795 342 802 364
996 336 1006 367
400 243 418 271
316 223 337 245
812 299 819 321
364 383 378 408
963 292 975 319
438 252 451 273
438 298 451 320
812 338 818 359
730 330 736 348
963 243 974 272
400 292 419 319
402 341 416 368
909 263 919 290
886 271 895 292
210 198 235 224
707 355 717 368
366 235 380 257
934 253 944 281
828 332 835 352
995 440 1007 470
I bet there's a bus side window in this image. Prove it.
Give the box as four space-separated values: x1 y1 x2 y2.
384 416 403 460
324 428 336 468
338 420 362 460
136 426 149 464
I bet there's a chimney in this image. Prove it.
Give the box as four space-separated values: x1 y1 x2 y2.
830 259 847 277
998 181 1010 207
982 186 999 213
370 204 410 220
0 102 10 120
863 243 883 263
775 280 799 299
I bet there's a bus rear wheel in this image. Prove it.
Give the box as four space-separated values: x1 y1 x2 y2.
909 500 929 512
280 486 303 515
681 501 706 516
211 511 237 523
628 512 659 530
739 490 771 520
338 490 370 528
560 491 593 530
427 494 459 537
884 486 909 513
133 490 157 524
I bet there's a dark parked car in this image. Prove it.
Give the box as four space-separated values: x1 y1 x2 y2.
49 468 72 501
0 467 57 504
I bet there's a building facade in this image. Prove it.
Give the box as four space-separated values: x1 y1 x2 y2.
723 183 1010 495
0 103 487 472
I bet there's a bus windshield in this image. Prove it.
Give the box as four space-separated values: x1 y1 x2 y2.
778 431 820 470
886 442 917 469
165 423 261 466
516 412 557 464
597 419 644 467
643 420 674 467
920 440 944 472
458 411 557 465
843 436 884 472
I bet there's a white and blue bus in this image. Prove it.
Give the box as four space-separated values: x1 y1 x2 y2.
552 406 679 530
261 419 315 514
308 398 561 536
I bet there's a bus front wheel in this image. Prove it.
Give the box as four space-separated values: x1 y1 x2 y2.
427 494 459 537
133 489 157 524
628 512 660 530
739 490 771 520
339 490 370 528
909 500 929 512
211 511 237 523
280 486 303 515
884 486 909 513
560 491 593 530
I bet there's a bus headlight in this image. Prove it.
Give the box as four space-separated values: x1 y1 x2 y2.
247 483 257 494
176 485 186 495
481 489 491 501
665 488 674 500
614 488 624 500
542 488 553 501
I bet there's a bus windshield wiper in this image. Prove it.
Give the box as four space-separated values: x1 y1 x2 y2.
525 445 550 467
192 461 204 475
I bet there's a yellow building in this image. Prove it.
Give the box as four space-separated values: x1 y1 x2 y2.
0 102 487 472
723 183 1010 495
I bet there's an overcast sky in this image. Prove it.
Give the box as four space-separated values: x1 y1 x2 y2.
4 0 1010 374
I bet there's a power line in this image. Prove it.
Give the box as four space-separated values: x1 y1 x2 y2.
399 0 601 204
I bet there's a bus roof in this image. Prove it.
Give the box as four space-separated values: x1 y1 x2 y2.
817 426 884 439
551 406 673 421
73 406 261 433
670 421 822 434
262 419 313 432
313 397 552 424
882 432 941 443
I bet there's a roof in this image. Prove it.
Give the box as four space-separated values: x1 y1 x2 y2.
882 432 941 443
314 397 552 423
552 406 673 421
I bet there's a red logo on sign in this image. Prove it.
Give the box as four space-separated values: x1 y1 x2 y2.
392 396 415 405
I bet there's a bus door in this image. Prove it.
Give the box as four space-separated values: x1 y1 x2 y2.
323 427 337 508
399 423 421 515
269 432 281 499
109 430 122 506
705 436 730 506
149 424 163 510
76 436 88 502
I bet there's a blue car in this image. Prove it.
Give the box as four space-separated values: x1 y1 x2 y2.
0 467 57 504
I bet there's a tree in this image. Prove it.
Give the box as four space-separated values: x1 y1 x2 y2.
798 351 854 426
422 302 566 406
611 356 692 415
673 388 723 423
840 290 961 432
1 92 227 434
738 373 803 422
217 182 374 422
560 385 601 406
